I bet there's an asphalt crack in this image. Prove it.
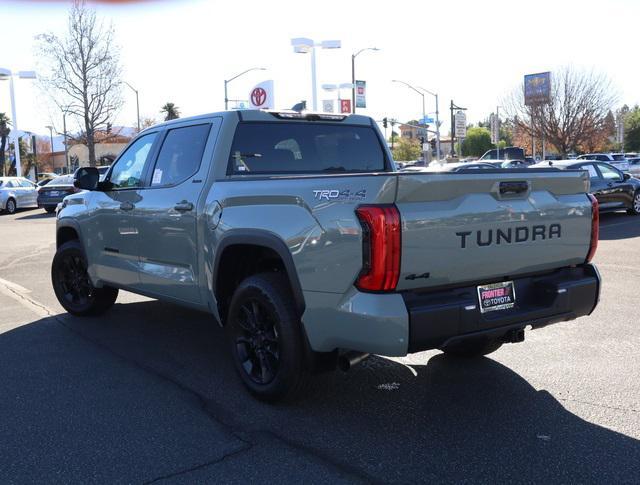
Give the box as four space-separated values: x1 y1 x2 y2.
54 315 371 483
558 397 639 414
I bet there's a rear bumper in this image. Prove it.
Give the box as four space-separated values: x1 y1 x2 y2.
404 264 600 353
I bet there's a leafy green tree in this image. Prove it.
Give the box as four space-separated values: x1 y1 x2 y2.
0 113 10 174
624 106 640 152
392 137 421 161
161 102 180 121
461 127 493 157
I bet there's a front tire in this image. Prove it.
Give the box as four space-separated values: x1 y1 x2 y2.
51 240 118 316
627 191 640 215
45 206 56 214
5 198 16 214
226 273 309 402
441 337 503 358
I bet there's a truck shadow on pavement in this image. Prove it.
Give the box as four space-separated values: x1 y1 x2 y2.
1 300 639 483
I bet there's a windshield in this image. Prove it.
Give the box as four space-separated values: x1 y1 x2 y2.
612 154 626 161
229 122 387 174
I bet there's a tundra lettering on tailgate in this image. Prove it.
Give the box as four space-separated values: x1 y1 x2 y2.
456 224 562 249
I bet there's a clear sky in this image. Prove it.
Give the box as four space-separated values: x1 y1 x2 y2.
1 0 638 138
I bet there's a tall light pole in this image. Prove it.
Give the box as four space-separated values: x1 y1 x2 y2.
418 86 440 161
224 67 266 110
351 47 379 113
123 81 140 132
392 79 427 163
0 68 37 176
291 38 341 112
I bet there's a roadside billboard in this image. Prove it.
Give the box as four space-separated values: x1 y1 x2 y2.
524 72 551 106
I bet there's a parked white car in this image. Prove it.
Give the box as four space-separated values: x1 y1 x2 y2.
0 177 38 214
576 153 629 172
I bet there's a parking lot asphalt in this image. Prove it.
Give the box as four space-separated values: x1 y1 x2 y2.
0 208 638 483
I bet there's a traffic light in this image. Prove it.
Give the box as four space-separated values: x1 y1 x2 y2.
382 117 388 129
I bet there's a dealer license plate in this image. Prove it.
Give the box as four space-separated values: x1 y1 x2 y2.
477 281 516 313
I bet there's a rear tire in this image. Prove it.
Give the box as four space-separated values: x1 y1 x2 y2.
226 273 310 402
441 337 503 358
627 191 640 215
5 198 16 214
51 240 118 316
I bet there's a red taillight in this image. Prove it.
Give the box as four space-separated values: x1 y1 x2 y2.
355 205 401 292
586 193 599 263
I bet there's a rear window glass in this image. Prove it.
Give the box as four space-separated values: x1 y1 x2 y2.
151 124 211 186
51 176 74 185
612 154 626 161
228 122 386 174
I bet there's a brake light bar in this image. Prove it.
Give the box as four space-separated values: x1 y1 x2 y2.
355 205 401 292
586 193 599 263
271 112 347 121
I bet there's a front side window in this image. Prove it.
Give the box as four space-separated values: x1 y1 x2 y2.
598 164 622 181
228 122 386 174
150 124 210 186
19 179 34 188
108 133 157 189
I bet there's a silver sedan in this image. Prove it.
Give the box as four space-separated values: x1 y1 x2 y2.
0 177 38 214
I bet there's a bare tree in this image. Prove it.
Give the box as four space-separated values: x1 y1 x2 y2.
504 67 617 156
36 0 122 167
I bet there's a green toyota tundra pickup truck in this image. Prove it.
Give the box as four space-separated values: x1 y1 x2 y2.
52 110 601 401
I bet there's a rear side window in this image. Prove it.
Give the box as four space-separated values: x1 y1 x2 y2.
228 122 386 174
151 124 211 186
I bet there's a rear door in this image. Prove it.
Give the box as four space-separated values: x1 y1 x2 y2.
134 119 220 304
595 163 628 208
19 179 37 205
394 170 592 291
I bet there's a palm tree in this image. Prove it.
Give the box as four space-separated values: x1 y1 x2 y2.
0 113 11 176
160 102 180 121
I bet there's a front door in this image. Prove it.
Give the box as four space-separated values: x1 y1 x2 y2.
89 132 158 289
134 121 218 304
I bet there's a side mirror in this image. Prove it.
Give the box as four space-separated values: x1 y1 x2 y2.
74 167 100 191
623 172 631 181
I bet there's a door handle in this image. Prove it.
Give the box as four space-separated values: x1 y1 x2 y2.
120 201 135 211
174 201 194 212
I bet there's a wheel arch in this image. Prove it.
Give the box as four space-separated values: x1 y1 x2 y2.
213 230 305 323
56 220 83 249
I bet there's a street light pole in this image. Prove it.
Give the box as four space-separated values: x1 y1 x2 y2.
351 47 379 113
392 79 427 163
418 87 440 161
224 67 266 110
123 82 140 132
8 75 20 175
291 39 341 112
0 69 36 176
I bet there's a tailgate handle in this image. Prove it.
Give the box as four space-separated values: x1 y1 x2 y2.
499 181 529 196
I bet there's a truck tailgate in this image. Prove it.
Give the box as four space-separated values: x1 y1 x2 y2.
394 170 592 291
